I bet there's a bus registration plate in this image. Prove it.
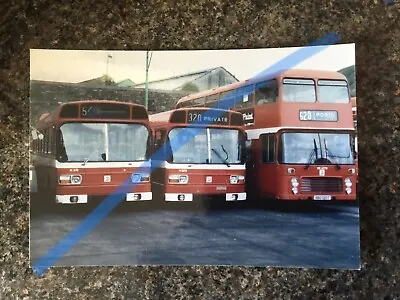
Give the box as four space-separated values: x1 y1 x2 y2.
313 195 332 201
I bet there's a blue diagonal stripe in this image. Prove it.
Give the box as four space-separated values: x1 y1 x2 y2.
32 32 340 276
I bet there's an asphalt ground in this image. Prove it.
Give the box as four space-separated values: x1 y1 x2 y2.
30 196 360 270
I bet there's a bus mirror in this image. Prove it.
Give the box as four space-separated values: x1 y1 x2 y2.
101 153 107 161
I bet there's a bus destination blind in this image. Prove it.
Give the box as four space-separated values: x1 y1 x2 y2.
80 103 130 119
299 110 338 122
187 110 230 125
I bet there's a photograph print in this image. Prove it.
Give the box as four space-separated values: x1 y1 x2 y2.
29 44 359 272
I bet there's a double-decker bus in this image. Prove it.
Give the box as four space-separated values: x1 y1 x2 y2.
31 100 153 210
176 69 358 203
149 107 247 207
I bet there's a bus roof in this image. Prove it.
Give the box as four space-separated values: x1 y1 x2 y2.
35 100 148 130
176 69 347 107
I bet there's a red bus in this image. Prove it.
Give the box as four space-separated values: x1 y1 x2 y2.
176 69 358 203
149 107 247 206
31 100 153 209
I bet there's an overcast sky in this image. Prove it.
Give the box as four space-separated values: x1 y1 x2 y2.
30 44 355 84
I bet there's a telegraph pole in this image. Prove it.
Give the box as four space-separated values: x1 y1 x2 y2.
106 54 112 79
145 51 153 110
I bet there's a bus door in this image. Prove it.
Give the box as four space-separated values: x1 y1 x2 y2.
258 133 277 199
244 138 257 197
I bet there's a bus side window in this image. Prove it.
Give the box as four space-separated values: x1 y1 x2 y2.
205 94 219 108
182 100 194 108
193 97 206 107
154 129 165 150
351 134 358 159
235 85 254 109
219 90 236 110
46 128 50 155
48 126 55 155
154 129 171 161
39 131 44 154
255 80 278 105
56 129 68 162
261 134 276 163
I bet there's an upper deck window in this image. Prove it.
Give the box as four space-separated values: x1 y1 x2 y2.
218 90 237 110
235 85 254 109
282 78 316 103
193 97 206 107
181 100 194 108
255 80 278 105
205 94 219 108
318 80 349 103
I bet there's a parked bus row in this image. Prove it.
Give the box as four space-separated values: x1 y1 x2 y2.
31 100 247 211
31 69 358 212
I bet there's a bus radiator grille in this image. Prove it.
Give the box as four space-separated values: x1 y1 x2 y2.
300 177 343 193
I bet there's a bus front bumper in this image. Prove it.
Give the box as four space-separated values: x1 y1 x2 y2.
164 192 246 202
55 185 152 204
55 192 153 204
276 193 356 201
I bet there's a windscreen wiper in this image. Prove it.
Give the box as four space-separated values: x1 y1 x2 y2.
211 147 230 167
324 138 341 170
82 152 96 166
304 138 319 170
82 157 90 166
221 145 229 161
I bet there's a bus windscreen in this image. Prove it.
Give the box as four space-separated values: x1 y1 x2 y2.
278 132 354 165
57 123 149 162
168 127 242 164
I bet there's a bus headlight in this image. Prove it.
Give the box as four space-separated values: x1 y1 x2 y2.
71 175 82 184
292 187 298 194
291 177 299 187
345 187 352 194
140 174 150 182
230 175 238 184
287 168 296 174
230 175 245 184
59 174 82 185
131 173 150 183
344 178 352 187
168 174 189 184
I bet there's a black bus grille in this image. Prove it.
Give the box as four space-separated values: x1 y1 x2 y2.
301 177 343 193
